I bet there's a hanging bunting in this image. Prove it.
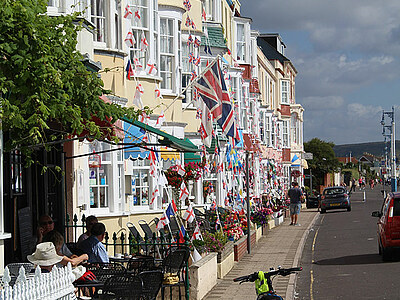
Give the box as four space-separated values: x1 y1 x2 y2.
194 37 201 48
140 32 148 52
124 31 136 48
145 59 157 76
183 0 192 11
125 60 134 80
124 5 132 19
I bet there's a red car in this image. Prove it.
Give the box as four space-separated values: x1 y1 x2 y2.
372 192 400 261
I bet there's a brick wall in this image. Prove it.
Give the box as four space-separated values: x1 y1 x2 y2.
234 231 257 261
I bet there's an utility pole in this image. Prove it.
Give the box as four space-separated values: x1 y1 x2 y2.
381 107 397 192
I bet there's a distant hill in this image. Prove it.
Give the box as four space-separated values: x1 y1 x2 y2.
333 141 400 159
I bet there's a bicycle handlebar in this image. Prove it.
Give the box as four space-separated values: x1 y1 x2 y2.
233 267 302 283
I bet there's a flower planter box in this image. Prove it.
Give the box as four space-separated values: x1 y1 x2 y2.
267 219 275 230
233 231 256 261
217 243 234 278
262 224 269 236
189 253 218 300
274 215 284 226
256 224 263 242
217 241 234 263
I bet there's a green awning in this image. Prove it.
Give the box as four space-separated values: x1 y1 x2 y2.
121 117 200 153
184 152 202 163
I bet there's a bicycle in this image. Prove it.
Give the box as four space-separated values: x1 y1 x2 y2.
233 266 302 300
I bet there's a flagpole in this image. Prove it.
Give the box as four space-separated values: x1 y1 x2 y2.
163 55 221 113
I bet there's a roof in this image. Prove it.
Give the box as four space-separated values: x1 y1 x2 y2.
337 157 358 164
202 25 227 49
257 36 289 65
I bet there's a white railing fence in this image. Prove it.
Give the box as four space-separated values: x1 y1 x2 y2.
0 263 76 300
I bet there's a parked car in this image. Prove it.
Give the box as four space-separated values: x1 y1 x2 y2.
320 186 351 214
372 192 400 261
306 194 320 209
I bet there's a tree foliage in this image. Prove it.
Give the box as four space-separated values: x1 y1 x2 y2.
304 138 340 187
0 0 142 164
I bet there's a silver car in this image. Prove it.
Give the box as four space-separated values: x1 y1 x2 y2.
320 186 351 214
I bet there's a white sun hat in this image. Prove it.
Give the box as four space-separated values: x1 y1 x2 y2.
27 242 63 266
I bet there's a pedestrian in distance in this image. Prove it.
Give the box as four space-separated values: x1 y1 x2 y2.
351 178 356 193
287 182 304 226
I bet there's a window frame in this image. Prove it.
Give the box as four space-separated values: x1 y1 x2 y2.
159 17 175 91
281 79 290 104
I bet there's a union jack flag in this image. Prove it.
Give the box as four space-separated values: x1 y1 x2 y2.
196 108 202 119
194 57 201 66
187 34 193 45
210 199 216 210
190 70 197 81
188 52 195 63
194 60 238 140
183 0 191 11
185 16 192 27
194 37 201 48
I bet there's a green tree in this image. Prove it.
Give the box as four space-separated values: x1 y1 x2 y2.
0 0 142 165
304 138 340 188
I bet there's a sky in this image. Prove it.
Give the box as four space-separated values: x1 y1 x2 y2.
239 0 400 145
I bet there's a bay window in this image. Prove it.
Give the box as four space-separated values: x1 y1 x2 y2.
265 115 271 146
282 120 289 148
281 80 290 104
236 23 245 61
129 0 150 69
91 0 106 43
160 18 174 90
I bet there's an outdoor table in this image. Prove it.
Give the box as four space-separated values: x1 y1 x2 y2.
74 280 104 298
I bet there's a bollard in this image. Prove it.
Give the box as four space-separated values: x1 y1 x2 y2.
363 190 366 202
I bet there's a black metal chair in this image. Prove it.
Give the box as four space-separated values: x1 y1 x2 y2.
138 220 156 239
86 262 126 283
127 222 149 254
6 262 34 277
138 270 164 300
169 216 180 236
126 255 156 275
160 246 190 300
101 273 143 300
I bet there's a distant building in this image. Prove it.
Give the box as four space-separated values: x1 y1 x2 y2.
337 157 358 164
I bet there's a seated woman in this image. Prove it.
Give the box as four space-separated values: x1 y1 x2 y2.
42 230 88 267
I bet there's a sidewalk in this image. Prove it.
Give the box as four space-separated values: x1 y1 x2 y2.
203 207 319 300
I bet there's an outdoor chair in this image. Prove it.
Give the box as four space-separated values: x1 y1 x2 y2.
5 262 34 277
138 270 164 300
100 273 143 300
126 255 157 275
86 262 126 283
169 216 180 236
127 222 148 254
193 208 205 217
139 220 156 239
160 246 190 300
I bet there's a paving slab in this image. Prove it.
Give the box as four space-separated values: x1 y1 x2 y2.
203 208 319 300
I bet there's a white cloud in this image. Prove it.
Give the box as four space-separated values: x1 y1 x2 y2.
301 96 344 111
347 103 382 118
239 0 400 143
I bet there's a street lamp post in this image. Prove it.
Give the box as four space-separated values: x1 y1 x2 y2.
381 107 397 192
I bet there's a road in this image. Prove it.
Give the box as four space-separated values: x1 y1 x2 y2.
296 185 400 299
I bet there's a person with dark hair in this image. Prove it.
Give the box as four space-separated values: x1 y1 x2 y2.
287 182 304 226
77 215 98 246
42 230 88 267
78 223 109 263
36 215 73 257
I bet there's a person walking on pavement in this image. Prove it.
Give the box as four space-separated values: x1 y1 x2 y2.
287 182 304 226
351 178 356 192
